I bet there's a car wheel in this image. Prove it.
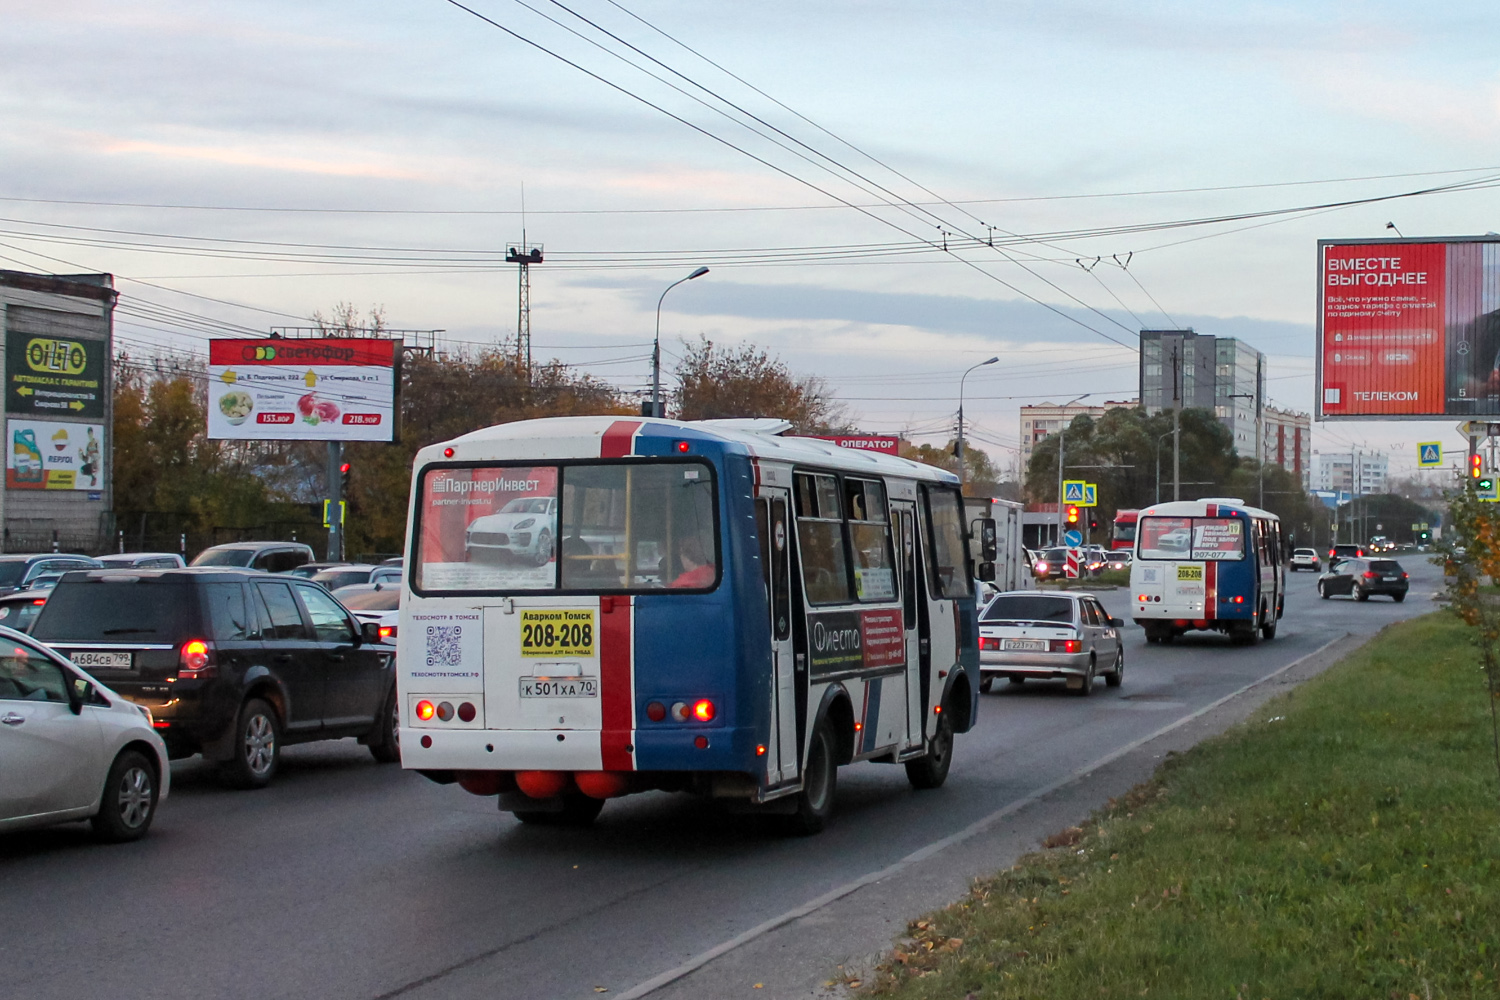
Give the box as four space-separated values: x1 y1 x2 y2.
1105 645 1124 687
91 749 158 842
532 529 553 567
515 793 605 827
905 707 954 790
1072 658 1095 697
1318 582 1329 599
1261 619 1277 640
1355 585 1370 602
221 698 280 789
1393 592 1406 603
368 687 400 763
979 675 993 694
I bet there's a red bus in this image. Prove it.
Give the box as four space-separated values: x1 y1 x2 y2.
1111 509 1139 551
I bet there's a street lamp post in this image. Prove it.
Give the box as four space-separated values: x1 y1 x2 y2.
1054 394 1091 546
650 266 709 418
1154 429 1174 504
956 356 999 489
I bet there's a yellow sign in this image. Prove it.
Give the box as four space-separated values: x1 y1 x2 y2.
1176 565 1203 581
25 338 89 375
321 500 346 527
519 609 596 658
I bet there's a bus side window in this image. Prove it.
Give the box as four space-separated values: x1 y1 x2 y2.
756 499 792 639
920 485 972 600
899 511 917 628
845 478 896 603
794 472 851 605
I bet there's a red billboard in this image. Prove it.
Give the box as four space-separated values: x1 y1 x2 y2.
1318 237 1500 419
802 434 901 454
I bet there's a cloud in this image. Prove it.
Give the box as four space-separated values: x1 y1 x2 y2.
93 137 432 182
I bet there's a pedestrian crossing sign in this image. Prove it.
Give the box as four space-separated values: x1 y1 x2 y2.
1062 480 1086 503
1417 442 1441 468
1082 484 1097 507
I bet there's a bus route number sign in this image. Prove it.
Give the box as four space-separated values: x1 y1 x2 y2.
519 609 596 657
1176 565 1204 581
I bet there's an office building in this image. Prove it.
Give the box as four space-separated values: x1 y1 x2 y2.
1139 329 1264 457
1263 406 1311 484
1313 451 1388 495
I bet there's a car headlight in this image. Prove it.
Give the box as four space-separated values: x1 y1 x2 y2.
513 518 535 530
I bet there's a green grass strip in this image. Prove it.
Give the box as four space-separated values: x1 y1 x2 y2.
869 612 1500 999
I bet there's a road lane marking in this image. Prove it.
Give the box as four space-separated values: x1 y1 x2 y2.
615 632 1354 999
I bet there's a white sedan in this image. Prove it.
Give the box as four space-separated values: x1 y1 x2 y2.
0 626 169 841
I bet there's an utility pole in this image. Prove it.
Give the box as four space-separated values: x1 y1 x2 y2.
1256 354 1264 509
1171 343 1181 502
326 441 343 562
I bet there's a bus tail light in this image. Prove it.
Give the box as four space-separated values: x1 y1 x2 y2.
646 701 666 722
177 639 215 679
457 701 477 723
1232 595 1244 604
1049 639 1082 653
574 771 630 799
416 700 436 721
516 771 569 799
692 699 716 722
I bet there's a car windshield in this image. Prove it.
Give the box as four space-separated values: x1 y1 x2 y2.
0 562 28 587
1040 549 1067 561
982 595 1075 624
33 581 193 641
191 547 254 567
338 589 400 611
501 497 552 514
1294 549 1315 556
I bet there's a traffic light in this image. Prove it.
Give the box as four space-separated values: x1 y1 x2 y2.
1088 512 1099 531
339 461 351 493
1066 505 1079 524
1472 453 1483 479
1482 477 1496 492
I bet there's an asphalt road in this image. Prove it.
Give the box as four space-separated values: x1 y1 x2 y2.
2 556 1443 1000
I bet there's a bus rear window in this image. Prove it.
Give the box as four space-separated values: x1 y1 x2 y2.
414 461 717 594
1138 516 1245 561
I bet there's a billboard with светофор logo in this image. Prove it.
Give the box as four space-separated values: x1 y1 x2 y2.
206 338 397 441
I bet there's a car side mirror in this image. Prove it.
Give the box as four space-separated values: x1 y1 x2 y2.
360 621 381 646
977 561 997 583
1109 617 1125 627
67 676 87 715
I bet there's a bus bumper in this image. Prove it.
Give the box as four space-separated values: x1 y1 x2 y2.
401 725 762 773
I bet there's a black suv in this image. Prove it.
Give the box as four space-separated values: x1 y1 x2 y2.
1317 557 1409 602
32 568 399 788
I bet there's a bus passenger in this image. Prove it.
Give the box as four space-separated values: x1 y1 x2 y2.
670 536 715 589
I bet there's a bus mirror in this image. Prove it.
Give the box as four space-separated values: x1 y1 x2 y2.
977 561 997 583
978 519 998 562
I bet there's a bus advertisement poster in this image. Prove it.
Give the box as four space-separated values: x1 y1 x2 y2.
1317 237 1500 419
808 609 905 678
417 466 559 591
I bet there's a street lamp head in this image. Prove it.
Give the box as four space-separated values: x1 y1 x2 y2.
688 266 709 280
982 356 999 365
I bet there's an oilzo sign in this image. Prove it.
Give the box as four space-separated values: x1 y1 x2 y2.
5 331 105 420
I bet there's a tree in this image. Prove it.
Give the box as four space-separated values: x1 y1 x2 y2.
899 440 1000 497
673 336 848 433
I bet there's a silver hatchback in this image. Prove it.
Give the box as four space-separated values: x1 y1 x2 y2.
978 591 1124 696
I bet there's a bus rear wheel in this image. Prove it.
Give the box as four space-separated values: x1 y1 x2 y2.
905 709 954 790
785 721 838 835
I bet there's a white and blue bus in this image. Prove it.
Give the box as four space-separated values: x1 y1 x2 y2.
396 416 991 833
1128 498 1285 645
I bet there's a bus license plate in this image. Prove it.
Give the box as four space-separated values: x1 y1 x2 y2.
71 650 132 669
1002 639 1045 651
520 676 599 698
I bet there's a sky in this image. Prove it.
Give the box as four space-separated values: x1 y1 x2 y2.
3 0 1499 481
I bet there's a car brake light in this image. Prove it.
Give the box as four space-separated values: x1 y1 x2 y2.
30 598 45 606
378 625 397 641
1402 572 1408 579
979 637 1000 650
1050 639 1082 653
177 639 214 678
1362 571 1378 579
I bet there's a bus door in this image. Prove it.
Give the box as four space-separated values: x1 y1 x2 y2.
891 500 925 749
755 490 799 785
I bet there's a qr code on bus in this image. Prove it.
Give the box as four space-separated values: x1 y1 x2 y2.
425 625 463 667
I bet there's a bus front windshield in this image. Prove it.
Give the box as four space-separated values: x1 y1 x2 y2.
414 461 718 594
1138 516 1245 561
